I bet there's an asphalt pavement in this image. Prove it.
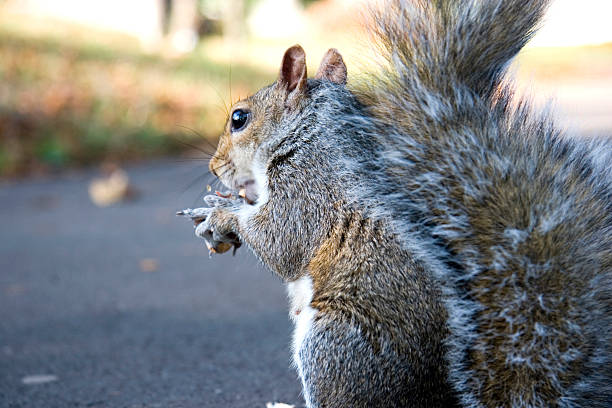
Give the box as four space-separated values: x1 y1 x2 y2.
0 160 303 408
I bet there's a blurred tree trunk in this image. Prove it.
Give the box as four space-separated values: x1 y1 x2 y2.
222 0 246 43
167 0 199 53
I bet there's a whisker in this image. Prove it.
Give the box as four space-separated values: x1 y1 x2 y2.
175 125 219 153
167 134 215 157
216 167 233 181
208 81 229 117
182 172 214 196
172 158 215 163
191 173 218 207
210 161 231 174
215 105 229 117
229 64 233 106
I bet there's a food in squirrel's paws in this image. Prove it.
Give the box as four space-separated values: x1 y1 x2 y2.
205 240 233 254
211 189 253 204
177 207 241 255
215 190 233 199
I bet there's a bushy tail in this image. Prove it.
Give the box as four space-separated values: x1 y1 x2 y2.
369 0 551 98
363 2 612 406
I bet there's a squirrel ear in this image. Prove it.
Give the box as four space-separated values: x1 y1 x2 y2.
279 45 307 94
315 48 347 85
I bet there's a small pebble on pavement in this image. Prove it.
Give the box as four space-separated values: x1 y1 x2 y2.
21 375 58 385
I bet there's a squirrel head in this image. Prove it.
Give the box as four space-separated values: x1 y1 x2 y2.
209 45 347 205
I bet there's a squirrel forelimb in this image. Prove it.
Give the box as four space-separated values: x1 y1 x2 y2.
178 194 243 255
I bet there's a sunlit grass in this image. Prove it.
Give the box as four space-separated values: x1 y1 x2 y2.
0 14 275 177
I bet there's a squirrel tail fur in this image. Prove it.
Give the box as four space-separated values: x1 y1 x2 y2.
356 0 612 406
369 0 551 99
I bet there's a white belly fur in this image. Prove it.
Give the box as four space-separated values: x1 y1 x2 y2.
286 275 316 370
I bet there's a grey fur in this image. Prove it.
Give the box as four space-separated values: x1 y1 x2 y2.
179 0 612 406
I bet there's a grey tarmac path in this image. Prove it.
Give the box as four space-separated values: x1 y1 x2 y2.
0 160 303 408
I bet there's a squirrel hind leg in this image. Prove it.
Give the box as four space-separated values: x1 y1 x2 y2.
295 315 458 408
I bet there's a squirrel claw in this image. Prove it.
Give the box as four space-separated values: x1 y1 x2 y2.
177 207 211 219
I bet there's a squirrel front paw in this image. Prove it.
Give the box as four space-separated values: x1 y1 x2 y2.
177 194 242 255
195 208 241 254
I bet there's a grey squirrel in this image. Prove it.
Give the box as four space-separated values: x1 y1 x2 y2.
178 0 612 406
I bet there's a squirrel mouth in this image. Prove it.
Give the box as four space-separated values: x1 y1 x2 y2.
214 179 258 205
235 179 258 205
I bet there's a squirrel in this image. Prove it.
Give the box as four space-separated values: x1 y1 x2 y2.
178 0 612 406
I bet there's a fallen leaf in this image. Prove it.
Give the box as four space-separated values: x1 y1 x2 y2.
139 258 159 273
88 168 132 207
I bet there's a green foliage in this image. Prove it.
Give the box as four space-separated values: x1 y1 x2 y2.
35 138 68 167
299 0 321 6
0 26 273 177
0 147 7 174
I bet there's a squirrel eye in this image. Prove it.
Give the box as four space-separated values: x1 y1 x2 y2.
230 109 249 132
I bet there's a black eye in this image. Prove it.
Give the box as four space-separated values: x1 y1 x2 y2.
231 109 249 132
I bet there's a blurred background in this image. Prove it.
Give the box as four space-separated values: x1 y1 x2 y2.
0 0 610 407
0 0 610 178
